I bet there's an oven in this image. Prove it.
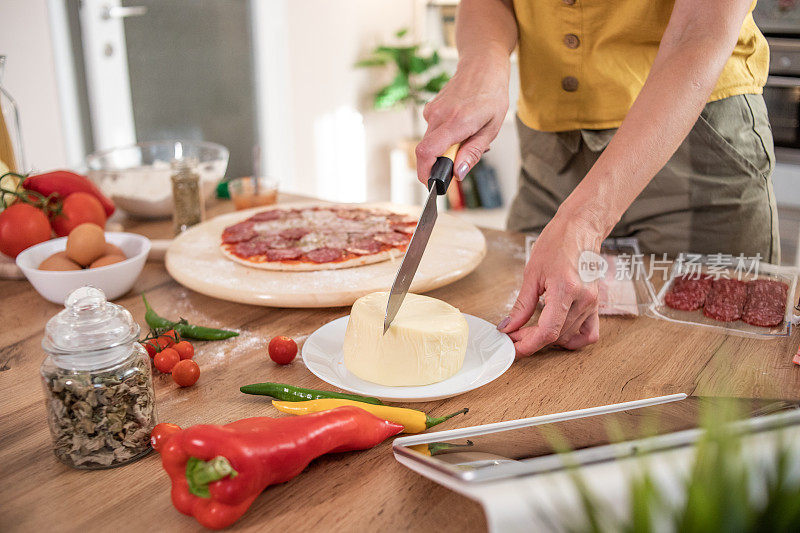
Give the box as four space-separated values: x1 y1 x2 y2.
754 1 800 156
764 38 800 150
754 2 800 265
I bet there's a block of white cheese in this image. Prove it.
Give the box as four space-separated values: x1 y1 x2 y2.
343 291 468 386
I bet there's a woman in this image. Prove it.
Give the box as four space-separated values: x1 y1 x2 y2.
415 0 777 358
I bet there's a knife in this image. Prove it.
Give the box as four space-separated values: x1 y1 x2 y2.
383 143 460 334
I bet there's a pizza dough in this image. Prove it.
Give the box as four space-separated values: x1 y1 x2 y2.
343 292 468 386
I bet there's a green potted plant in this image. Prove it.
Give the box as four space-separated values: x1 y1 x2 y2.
564 407 800 532
356 29 450 167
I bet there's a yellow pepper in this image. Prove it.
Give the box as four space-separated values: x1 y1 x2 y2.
271 398 468 434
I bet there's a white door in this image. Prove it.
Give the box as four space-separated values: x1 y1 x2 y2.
79 0 138 150
76 0 259 179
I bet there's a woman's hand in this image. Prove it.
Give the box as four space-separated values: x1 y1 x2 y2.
498 208 605 358
415 51 511 183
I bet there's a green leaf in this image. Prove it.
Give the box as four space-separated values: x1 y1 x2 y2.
396 28 408 38
409 51 441 74
409 55 427 74
376 45 418 56
421 72 450 94
354 56 390 68
373 72 411 109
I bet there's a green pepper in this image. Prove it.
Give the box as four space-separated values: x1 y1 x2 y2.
142 294 173 330
239 382 384 405
172 321 239 341
142 294 239 340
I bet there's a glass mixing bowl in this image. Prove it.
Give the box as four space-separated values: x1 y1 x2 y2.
85 140 229 219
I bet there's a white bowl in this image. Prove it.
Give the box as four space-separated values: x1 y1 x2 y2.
16 232 151 304
85 140 229 219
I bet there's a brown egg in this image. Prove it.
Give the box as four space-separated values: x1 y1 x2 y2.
38 251 82 271
104 242 126 258
89 254 127 269
66 223 106 266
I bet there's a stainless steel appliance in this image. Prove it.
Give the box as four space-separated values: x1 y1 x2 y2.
764 38 800 153
754 2 800 267
754 2 800 160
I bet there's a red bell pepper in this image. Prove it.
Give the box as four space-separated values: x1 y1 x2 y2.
158 406 403 529
23 170 115 216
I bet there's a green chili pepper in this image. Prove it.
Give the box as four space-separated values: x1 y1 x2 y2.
172 321 239 340
142 294 239 341
142 294 174 330
239 382 384 405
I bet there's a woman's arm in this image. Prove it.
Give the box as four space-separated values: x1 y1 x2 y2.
414 0 517 182
501 0 757 356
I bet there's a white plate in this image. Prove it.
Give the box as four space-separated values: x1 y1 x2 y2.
302 314 515 402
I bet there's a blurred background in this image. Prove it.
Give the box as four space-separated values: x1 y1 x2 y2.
0 0 798 262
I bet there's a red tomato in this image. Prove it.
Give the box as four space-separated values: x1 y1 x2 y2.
172 359 200 387
150 422 181 452
142 340 159 358
173 340 194 360
50 192 106 237
0 204 52 258
158 330 180 348
268 336 297 365
154 348 180 373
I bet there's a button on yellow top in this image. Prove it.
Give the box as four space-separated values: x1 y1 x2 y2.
563 33 580 49
562 76 579 92
512 0 768 131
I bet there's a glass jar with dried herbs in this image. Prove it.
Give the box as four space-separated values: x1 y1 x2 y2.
40 286 157 469
171 158 204 235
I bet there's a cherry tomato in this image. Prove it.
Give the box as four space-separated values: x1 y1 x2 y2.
141 340 159 358
50 192 106 237
157 329 180 348
268 335 297 365
173 340 194 360
154 347 180 373
0 204 52 258
150 422 182 452
172 359 200 387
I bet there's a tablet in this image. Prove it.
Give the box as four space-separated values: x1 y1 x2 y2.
392 394 800 483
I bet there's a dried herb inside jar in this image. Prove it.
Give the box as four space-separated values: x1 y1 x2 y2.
42 352 156 468
171 160 204 235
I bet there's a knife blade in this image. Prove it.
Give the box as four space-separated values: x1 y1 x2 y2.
384 143 460 333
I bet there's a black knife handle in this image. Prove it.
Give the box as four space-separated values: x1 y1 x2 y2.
427 143 461 195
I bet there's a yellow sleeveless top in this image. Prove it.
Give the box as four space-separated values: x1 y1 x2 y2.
512 0 769 132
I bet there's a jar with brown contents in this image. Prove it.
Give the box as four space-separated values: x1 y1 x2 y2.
40 287 157 469
171 159 205 235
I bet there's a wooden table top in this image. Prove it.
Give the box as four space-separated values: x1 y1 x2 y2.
2 196 800 532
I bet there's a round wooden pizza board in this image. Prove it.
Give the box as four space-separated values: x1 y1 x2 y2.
165 202 487 308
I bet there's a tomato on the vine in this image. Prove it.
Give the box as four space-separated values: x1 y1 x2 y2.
154 348 180 373
173 341 194 360
268 336 297 365
50 192 106 237
0 204 52 258
141 340 159 358
157 329 180 349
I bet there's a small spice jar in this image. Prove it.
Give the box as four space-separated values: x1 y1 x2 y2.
171 158 204 235
40 286 157 469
